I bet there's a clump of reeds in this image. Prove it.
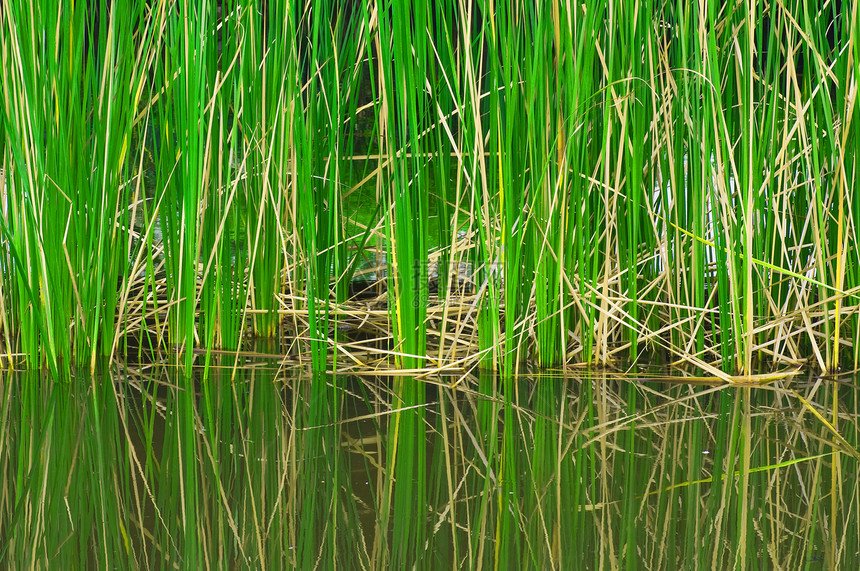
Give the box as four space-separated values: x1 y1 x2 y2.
0 1 857 377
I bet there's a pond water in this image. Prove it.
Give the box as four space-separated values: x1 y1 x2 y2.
1 360 855 569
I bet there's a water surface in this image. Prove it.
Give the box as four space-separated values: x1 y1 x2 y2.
1 361 853 569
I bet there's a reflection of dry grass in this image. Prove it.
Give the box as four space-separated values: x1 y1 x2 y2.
0 364 857 567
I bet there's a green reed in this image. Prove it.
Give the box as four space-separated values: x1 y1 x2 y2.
370 4 434 563
0 1 856 375
0 1 157 376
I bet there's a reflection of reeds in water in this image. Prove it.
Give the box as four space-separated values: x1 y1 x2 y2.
1 363 857 567
0 1 858 378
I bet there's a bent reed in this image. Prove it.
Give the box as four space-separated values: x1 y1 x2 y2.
0 0 857 378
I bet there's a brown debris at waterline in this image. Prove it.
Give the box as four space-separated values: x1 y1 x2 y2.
34 242 831 374
113 267 487 371
104 264 801 373
275 286 487 371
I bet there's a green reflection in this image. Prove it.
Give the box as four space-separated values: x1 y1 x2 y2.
1 367 857 568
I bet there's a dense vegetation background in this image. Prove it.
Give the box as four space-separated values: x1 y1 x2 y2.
0 1 856 378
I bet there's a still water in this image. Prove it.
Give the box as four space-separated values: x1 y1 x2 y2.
0 360 854 569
